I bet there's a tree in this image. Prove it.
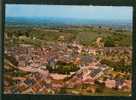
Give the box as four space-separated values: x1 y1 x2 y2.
104 36 115 47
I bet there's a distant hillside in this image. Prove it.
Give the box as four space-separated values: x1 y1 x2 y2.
5 17 132 31
5 26 132 47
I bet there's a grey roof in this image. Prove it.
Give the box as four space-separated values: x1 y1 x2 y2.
24 79 36 86
90 68 102 77
80 55 96 64
115 79 124 86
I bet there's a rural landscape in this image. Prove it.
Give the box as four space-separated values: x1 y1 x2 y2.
4 5 132 96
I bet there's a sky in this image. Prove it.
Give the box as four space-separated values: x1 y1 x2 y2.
6 4 133 21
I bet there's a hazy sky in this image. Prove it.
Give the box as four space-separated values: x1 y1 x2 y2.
6 4 132 20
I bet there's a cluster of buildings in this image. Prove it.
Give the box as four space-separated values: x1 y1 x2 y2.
4 42 131 95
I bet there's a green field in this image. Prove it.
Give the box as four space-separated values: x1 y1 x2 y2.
5 26 132 48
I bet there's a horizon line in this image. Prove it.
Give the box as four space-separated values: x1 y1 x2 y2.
5 16 132 21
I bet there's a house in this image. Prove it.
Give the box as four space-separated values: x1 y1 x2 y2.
24 78 36 86
51 83 64 89
74 57 81 65
89 68 102 78
105 79 116 88
115 79 124 89
37 69 49 79
17 82 29 92
80 55 97 66
50 73 68 80
122 80 131 92
82 77 95 85
31 83 43 93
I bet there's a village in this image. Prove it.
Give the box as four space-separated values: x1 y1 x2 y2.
4 39 132 95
